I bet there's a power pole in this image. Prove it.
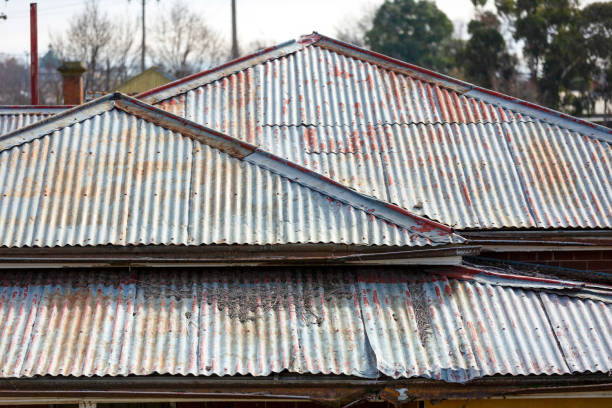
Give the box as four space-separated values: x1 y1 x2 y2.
30 2 38 105
141 0 145 72
129 0 158 72
231 0 239 59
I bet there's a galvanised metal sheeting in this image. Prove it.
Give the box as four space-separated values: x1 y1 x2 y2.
540 292 612 374
179 45 523 129
0 268 610 381
383 121 612 229
0 109 62 136
217 122 611 229
357 270 612 381
154 41 612 229
0 107 433 247
0 109 193 247
0 269 376 378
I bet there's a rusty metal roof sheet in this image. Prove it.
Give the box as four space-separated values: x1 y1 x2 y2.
139 33 612 230
0 93 459 248
0 266 610 381
0 106 70 136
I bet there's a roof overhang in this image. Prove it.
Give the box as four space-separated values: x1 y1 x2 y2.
0 244 479 267
0 374 609 404
461 229 612 250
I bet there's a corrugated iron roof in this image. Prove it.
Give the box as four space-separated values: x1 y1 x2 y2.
0 93 459 248
0 266 609 381
139 33 612 230
0 106 71 136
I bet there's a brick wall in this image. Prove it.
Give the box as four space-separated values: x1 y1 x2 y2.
483 250 612 272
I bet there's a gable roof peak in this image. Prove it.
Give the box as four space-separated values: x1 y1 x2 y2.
0 92 461 247
139 32 611 142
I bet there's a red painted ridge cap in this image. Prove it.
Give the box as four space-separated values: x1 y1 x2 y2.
435 265 583 286
313 33 612 136
298 32 322 46
472 88 611 135
384 202 452 233
136 39 301 100
249 148 456 240
113 93 458 242
313 33 469 89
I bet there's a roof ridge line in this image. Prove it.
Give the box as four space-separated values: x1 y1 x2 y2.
0 94 116 152
110 94 462 243
138 30 610 141
310 33 612 142
3 92 457 243
137 39 305 104
245 149 460 243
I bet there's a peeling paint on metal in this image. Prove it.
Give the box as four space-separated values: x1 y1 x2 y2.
0 269 377 378
357 269 612 381
0 267 609 381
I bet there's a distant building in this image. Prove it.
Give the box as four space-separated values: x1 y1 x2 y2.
114 66 173 95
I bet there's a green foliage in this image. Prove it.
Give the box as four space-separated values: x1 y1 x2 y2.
356 0 611 115
458 12 516 89
495 0 577 79
466 0 612 114
365 0 454 72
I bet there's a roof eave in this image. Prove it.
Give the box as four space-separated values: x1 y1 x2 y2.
0 373 609 403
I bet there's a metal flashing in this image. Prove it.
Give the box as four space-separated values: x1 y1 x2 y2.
137 34 612 230
0 93 457 247
137 40 304 104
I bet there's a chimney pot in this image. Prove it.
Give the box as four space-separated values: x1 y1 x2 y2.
58 61 86 105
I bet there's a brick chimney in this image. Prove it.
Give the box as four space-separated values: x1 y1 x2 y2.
58 61 86 105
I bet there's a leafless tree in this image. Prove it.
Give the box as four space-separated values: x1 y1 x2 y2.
150 1 226 78
101 17 138 91
335 5 377 48
50 0 138 96
0 56 29 104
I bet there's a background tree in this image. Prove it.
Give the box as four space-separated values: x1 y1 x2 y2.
458 11 517 90
365 0 455 72
150 1 225 78
495 0 577 81
335 6 376 48
0 56 29 104
51 0 138 96
576 2 612 116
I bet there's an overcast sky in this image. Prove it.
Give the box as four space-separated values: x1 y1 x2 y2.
0 0 479 59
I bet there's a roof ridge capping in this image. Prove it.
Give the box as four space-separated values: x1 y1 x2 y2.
141 30 610 141
0 94 117 151
117 94 462 244
137 38 305 103
1 92 462 245
310 32 612 142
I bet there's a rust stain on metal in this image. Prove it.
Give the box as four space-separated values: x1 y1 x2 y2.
139 34 611 230
0 267 610 381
